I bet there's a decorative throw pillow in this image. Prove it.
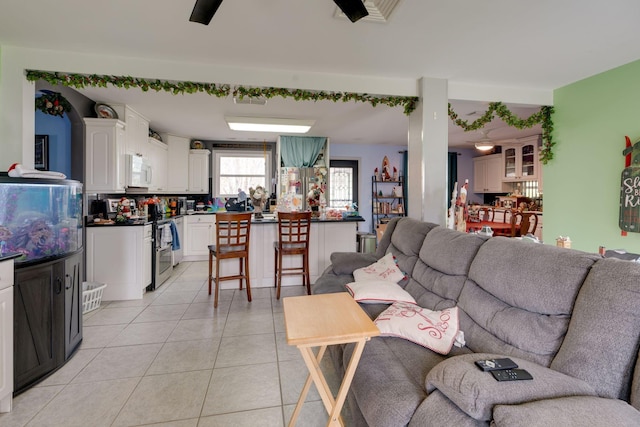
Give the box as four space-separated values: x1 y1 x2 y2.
345 280 417 304
353 252 406 283
374 301 461 354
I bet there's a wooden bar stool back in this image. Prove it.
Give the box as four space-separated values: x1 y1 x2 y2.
510 211 539 237
274 211 312 299
208 212 252 308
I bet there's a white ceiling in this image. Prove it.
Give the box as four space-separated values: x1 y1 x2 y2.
3 0 640 147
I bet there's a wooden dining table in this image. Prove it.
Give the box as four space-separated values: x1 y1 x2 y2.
466 220 513 235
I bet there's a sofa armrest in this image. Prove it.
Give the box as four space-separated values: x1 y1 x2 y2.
492 396 640 427
425 353 597 421
329 252 379 275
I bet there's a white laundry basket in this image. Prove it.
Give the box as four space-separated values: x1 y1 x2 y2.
82 281 107 314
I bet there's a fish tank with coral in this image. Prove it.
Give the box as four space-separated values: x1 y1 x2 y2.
0 176 83 265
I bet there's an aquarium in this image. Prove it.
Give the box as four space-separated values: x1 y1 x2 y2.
0 177 83 264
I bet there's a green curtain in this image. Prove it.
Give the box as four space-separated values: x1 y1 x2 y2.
280 136 326 167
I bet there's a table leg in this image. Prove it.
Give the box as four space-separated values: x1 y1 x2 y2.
289 346 328 426
328 338 367 426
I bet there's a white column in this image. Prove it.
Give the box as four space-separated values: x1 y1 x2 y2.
407 77 448 226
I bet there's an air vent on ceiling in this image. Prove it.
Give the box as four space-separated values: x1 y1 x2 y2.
233 97 267 106
334 0 400 23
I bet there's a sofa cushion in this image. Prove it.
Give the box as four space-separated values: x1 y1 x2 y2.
384 218 438 280
632 351 640 411
329 252 378 275
375 302 461 354
409 390 489 427
404 227 485 312
550 257 640 400
492 396 640 427
346 280 416 304
460 238 599 366
353 252 406 283
425 353 597 421
344 336 470 427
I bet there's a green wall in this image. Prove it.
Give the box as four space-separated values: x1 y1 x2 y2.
546 59 640 253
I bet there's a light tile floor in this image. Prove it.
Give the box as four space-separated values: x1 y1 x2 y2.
0 261 348 427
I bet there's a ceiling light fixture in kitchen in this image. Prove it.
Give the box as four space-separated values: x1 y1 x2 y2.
225 117 315 133
474 142 495 151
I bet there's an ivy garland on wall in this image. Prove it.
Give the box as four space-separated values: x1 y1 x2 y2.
25 70 419 115
25 70 555 163
448 102 555 164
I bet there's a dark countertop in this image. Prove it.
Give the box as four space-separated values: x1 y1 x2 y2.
0 252 23 262
85 214 185 227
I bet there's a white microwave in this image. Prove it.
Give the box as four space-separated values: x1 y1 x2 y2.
126 154 152 188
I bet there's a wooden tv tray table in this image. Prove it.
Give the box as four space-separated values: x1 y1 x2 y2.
283 293 380 427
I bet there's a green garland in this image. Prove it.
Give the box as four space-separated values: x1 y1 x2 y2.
448 102 555 164
35 91 72 117
25 70 555 162
25 70 419 115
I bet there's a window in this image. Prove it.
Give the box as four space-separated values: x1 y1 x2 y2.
329 160 358 209
214 151 271 197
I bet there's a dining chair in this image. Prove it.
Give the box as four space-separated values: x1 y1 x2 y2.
509 211 539 237
274 211 312 300
479 207 494 222
208 212 252 308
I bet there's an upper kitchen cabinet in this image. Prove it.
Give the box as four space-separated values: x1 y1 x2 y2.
84 118 126 193
473 154 503 193
188 149 210 194
164 134 190 193
124 106 150 158
147 137 168 192
501 135 541 181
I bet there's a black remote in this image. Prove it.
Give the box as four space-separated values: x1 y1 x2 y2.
475 358 518 372
491 369 533 381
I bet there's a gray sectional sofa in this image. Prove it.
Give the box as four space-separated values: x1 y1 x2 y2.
313 217 640 426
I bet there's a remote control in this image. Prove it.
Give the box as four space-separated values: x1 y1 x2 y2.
475 358 518 372
491 369 533 382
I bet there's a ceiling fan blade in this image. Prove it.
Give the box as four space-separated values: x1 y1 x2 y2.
189 0 223 25
334 0 369 23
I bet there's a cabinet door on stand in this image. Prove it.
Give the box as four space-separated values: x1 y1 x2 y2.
14 261 64 393
64 252 83 359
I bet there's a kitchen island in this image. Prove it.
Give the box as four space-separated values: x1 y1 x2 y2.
183 213 363 289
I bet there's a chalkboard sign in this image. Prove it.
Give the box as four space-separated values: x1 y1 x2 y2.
620 166 640 232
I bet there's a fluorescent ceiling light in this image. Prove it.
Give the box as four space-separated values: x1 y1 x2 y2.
475 143 495 151
225 117 315 133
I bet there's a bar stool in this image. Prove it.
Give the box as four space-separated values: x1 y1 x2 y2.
208 212 252 308
274 211 312 299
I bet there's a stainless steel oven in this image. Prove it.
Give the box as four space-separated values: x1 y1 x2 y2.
148 220 173 290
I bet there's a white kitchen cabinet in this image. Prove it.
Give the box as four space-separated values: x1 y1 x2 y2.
188 149 210 194
502 135 541 181
473 154 503 193
84 118 126 193
147 138 168 192
0 258 15 413
124 106 150 158
86 224 152 300
184 215 215 257
165 135 190 193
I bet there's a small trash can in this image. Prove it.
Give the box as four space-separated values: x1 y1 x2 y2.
358 233 377 254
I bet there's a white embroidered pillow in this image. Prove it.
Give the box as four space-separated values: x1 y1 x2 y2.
374 302 461 355
345 280 416 304
353 253 405 283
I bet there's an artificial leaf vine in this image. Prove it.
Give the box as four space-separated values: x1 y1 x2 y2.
25 70 555 162
448 102 555 164
25 70 419 115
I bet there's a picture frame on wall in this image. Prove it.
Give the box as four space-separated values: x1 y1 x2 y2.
34 134 49 170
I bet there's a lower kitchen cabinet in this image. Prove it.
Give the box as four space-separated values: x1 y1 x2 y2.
184 215 215 257
13 251 83 394
86 225 152 301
